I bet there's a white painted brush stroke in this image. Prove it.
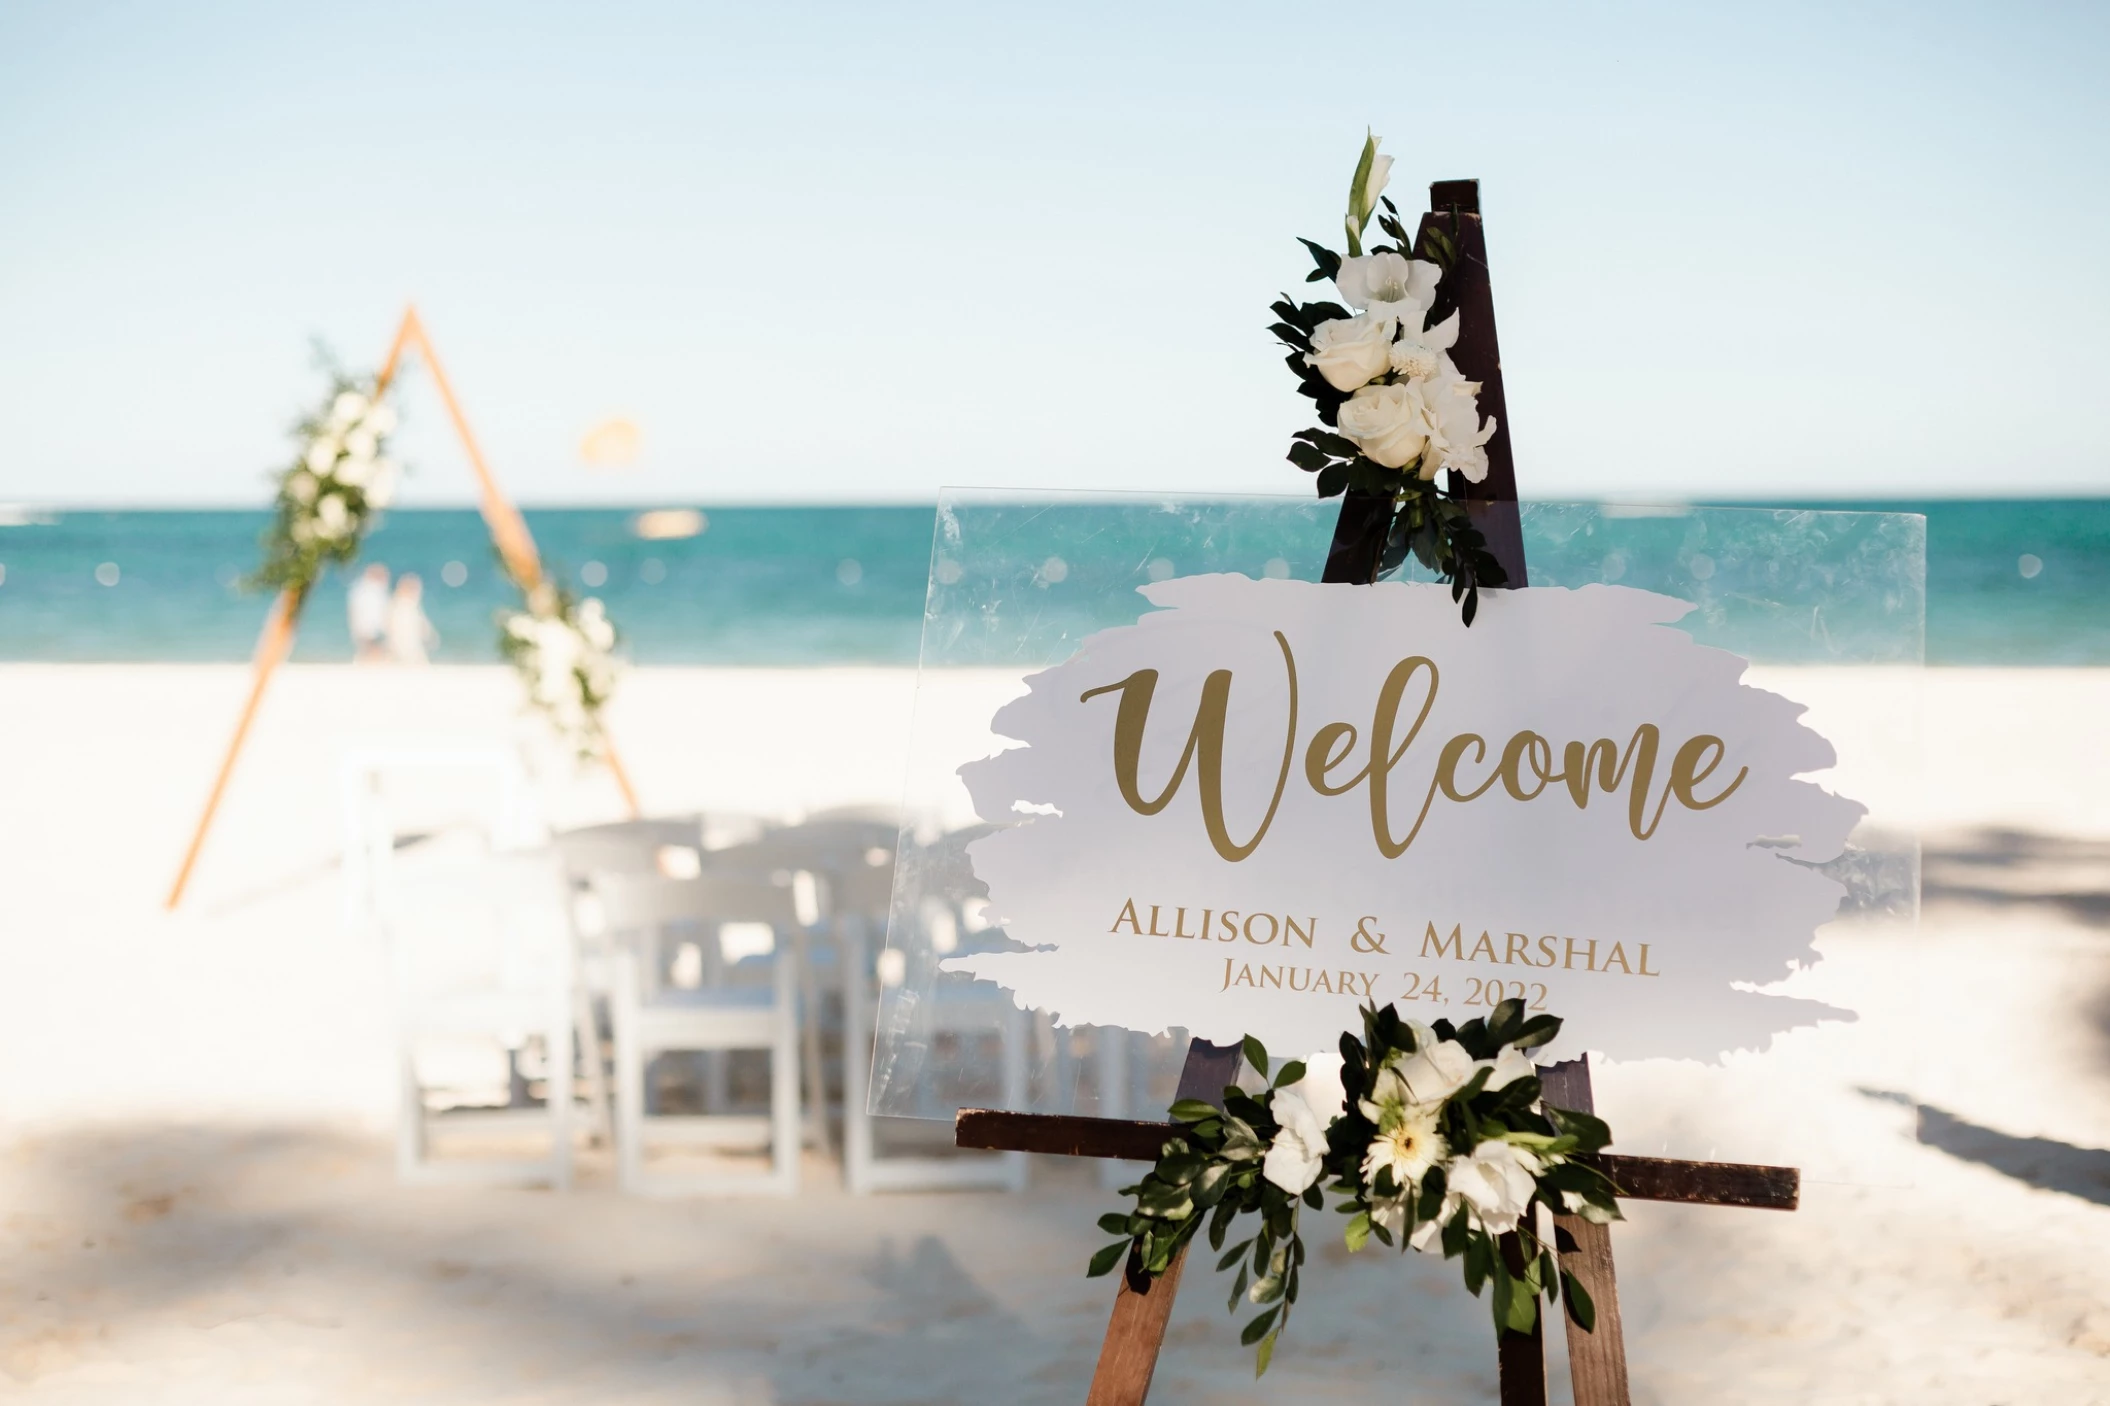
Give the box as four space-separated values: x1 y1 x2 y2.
943 576 1864 1064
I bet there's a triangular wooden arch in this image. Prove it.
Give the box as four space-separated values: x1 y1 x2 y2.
165 305 641 910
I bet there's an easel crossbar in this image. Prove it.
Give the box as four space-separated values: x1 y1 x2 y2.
953 1108 1798 1210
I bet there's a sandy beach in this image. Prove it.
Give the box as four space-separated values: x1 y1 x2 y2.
3 662 2108 1402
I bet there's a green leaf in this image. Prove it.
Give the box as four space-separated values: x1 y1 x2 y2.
1208 1199 1239 1251
1286 441 1332 474
1241 1035 1270 1077
1240 1305 1282 1346
1086 1241 1129 1278
1343 1211 1372 1253
1096 1213 1130 1236
1168 1098 1217 1123
1254 1328 1279 1377
1561 1269 1597 1332
1227 1263 1249 1311
1511 1013 1562 1050
1272 1059 1307 1089
1216 1238 1253 1273
1315 463 1350 500
1297 237 1342 283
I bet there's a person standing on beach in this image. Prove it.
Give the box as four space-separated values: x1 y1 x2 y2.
348 562 391 662
385 572 438 664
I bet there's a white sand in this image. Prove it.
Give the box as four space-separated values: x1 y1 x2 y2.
2 663 2108 1402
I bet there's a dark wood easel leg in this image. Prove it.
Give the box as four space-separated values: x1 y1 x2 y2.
1087 1248 1191 1406
1540 1058 1631 1406
1083 1039 1242 1405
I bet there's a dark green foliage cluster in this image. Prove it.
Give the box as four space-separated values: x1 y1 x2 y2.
1271 207 1508 623
1085 1036 1315 1376
1087 1001 1621 1375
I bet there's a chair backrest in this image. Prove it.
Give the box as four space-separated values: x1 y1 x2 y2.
384 847 574 999
553 817 705 884
591 871 802 934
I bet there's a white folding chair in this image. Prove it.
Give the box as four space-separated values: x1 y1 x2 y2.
820 831 1028 1195
598 872 803 1197
386 848 576 1189
340 742 541 936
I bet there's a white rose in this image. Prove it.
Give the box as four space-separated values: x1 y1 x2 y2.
363 403 398 437
1483 1046 1538 1092
334 453 372 488
1336 252 1441 326
1443 1139 1541 1237
305 437 340 474
1336 381 1433 471
1389 1038 1482 1107
1260 1054 1346 1195
1303 313 1397 393
286 470 318 505
314 493 350 539
344 427 378 461
330 391 369 427
1417 364 1497 484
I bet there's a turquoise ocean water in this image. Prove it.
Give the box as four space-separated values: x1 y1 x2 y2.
0 499 2102 666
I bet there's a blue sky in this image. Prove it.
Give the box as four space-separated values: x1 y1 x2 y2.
1 0 2105 506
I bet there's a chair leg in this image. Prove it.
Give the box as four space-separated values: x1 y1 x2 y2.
612 952 645 1195
772 952 802 1194
792 927 831 1158
396 1041 425 1183
548 989 574 1192
838 916 874 1193
573 982 611 1147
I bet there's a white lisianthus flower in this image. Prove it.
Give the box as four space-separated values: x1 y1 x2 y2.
1483 1046 1538 1092
330 391 369 428
1442 1139 1542 1237
334 453 372 488
287 470 318 505
305 438 340 474
1303 312 1397 393
1416 364 1498 484
363 403 398 437
1336 381 1434 471
1261 1056 1346 1195
313 493 351 539
1336 252 1441 327
344 426 378 461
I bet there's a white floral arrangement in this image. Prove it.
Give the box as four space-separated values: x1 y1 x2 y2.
498 583 620 757
252 374 400 598
1274 133 1508 621
1087 1000 1619 1375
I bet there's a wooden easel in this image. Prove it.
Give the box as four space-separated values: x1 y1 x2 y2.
164 305 641 910
955 181 1801 1405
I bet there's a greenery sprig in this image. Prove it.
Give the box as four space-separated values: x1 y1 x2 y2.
1088 999 1621 1375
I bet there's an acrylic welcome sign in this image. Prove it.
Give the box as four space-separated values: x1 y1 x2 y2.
870 490 1924 1180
